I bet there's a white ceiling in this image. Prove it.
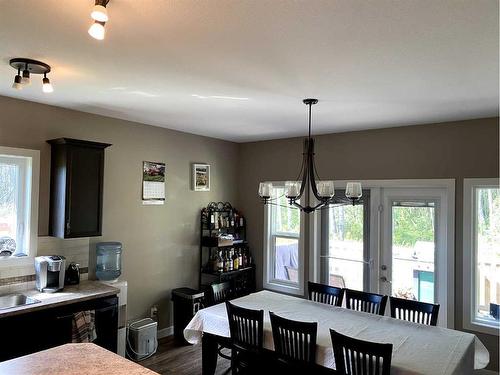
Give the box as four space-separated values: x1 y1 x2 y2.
0 0 498 142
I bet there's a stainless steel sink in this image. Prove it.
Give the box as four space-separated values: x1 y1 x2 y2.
0 294 40 310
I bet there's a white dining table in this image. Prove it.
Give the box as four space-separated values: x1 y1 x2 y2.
184 290 490 375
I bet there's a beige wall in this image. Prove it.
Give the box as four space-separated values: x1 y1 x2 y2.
0 95 239 330
237 117 499 370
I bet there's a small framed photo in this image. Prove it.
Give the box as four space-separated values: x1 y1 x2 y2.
192 163 210 192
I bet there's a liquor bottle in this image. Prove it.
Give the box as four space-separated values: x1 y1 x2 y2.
217 251 224 273
238 249 243 269
223 250 229 272
233 248 239 270
210 213 215 229
230 212 235 227
239 215 244 227
227 250 233 271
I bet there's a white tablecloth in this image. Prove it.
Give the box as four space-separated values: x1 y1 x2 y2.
184 290 489 375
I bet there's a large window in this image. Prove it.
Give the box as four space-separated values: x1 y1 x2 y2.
263 183 303 294
0 147 39 262
463 178 500 334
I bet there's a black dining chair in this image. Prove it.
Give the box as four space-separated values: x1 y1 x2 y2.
209 282 234 372
345 289 388 316
226 301 264 374
330 329 393 375
269 312 318 372
389 296 440 326
308 281 344 307
210 281 233 306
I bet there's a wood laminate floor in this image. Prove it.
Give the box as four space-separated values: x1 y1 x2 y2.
141 336 230 375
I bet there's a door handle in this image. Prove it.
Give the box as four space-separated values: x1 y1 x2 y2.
380 276 392 284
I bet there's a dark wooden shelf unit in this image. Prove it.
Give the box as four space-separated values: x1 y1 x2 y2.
199 202 255 296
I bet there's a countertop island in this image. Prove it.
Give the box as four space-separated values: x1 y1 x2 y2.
0 343 158 375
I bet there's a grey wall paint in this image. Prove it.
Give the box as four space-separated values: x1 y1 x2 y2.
0 95 239 330
237 118 499 370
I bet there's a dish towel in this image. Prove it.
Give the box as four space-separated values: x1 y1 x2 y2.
71 310 97 343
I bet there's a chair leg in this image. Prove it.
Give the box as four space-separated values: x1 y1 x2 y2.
231 349 237 375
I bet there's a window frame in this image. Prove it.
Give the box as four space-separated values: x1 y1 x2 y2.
263 182 305 295
0 146 39 267
463 178 500 335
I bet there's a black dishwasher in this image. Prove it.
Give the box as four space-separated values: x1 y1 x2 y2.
0 295 118 361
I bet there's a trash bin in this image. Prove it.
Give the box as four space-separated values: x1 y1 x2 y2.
171 287 205 343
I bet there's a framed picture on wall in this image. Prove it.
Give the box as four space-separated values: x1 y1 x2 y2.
192 163 210 192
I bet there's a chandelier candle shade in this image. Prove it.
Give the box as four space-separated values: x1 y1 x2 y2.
88 0 110 40
258 99 362 213
9 58 53 93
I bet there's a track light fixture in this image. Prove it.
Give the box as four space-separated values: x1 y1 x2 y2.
88 0 110 40
42 73 54 93
9 58 53 93
12 68 22 90
21 64 31 85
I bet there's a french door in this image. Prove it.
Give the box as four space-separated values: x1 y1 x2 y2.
379 187 450 326
319 183 453 327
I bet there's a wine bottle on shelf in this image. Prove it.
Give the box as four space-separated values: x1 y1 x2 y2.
238 249 243 269
217 251 224 273
228 250 233 271
233 248 239 270
210 213 215 229
230 212 235 227
239 215 244 227
223 250 229 272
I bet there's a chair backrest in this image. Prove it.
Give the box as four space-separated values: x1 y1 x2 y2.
345 289 387 316
330 329 392 375
210 281 232 305
269 311 317 364
308 281 344 307
226 301 264 353
389 296 440 326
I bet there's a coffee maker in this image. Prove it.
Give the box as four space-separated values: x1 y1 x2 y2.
35 256 66 292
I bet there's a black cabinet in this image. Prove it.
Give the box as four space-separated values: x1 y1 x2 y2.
47 138 111 238
0 295 118 362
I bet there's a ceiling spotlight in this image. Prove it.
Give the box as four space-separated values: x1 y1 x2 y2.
88 0 110 40
42 74 54 93
21 64 30 85
88 21 106 40
9 58 53 94
12 68 23 90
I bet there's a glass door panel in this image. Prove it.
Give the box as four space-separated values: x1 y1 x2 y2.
321 191 370 291
391 201 436 303
328 204 364 289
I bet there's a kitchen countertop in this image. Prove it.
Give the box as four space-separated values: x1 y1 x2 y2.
0 280 119 318
0 343 158 375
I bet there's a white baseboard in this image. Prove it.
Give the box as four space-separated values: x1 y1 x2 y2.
157 326 174 339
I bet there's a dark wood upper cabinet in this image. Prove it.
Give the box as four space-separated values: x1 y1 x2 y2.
47 138 111 238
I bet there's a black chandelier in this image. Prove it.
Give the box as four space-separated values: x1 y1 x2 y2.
258 99 362 213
